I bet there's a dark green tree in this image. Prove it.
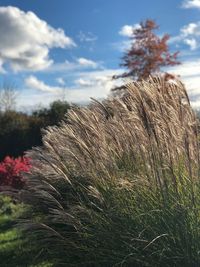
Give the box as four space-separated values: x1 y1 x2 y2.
0 100 71 160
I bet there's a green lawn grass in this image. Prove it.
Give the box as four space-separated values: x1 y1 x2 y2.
0 196 52 267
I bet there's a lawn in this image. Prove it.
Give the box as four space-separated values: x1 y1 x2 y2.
0 196 52 267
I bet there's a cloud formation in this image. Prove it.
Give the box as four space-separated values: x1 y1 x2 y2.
22 69 123 109
168 59 200 108
0 6 75 72
113 24 141 52
76 58 98 68
184 38 197 50
170 21 200 50
45 57 101 72
56 77 65 86
78 31 98 42
25 75 62 94
22 62 200 110
119 24 140 37
74 78 93 87
182 0 200 9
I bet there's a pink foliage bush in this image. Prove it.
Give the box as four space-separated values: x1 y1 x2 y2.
0 156 31 189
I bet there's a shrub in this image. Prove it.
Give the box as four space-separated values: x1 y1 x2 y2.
0 156 31 189
9 76 200 266
32 100 71 126
0 100 71 160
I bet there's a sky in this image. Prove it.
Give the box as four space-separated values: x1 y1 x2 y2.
0 0 200 110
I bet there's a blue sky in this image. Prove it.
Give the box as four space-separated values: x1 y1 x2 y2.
0 0 200 109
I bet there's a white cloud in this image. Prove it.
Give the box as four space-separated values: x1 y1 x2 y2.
119 25 134 37
74 78 93 87
56 77 65 86
111 40 132 52
184 38 198 49
0 6 75 72
16 90 57 112
182 0 200 9
76 57 98 68
168 60 200 108
114 23 140 52
25 75 62 94
168 59 200 77
20 69 123 109
170 21 200 50
78 31 98 42
119 24 140 37
21 66 200 110
42 60 80 72
181 23 199 35
44 58 101 73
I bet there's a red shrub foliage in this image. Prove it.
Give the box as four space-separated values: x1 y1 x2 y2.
0 156 31 189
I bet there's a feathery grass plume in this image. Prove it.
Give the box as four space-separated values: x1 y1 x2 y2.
11 76 200 266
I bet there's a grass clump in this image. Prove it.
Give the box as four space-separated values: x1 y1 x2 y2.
0 196 53 266
8 76 200 266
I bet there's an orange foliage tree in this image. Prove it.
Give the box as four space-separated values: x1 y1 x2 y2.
114 19 180 81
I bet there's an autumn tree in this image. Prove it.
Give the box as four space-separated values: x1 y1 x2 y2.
114 19 180 81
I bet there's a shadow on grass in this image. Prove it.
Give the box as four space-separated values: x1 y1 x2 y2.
0 196 52 267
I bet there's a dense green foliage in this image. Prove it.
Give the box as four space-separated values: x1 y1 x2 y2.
0 100 71 160
32 100 71 127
